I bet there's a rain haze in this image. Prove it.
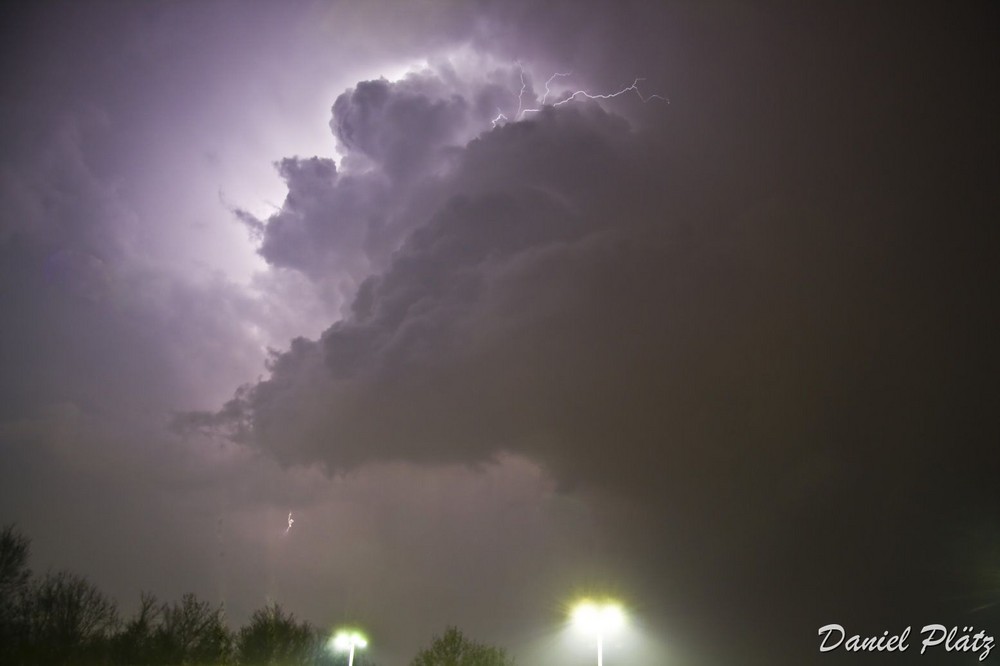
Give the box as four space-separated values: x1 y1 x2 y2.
0 1 996 664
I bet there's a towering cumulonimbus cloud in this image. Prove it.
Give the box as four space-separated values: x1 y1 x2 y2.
183 56 867 528
188 63 659 474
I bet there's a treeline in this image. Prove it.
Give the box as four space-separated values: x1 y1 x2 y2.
0 525 373 665
1 525 515 666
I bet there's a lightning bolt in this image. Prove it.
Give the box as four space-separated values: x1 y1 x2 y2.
492 64 667 128
552 77 669 106
285 512 294 535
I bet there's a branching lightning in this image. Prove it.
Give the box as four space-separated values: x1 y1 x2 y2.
285 512 294 535
492 64 667 128
552 77 669 106
519 71 573 119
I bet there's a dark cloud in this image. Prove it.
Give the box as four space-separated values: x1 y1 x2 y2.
332 76 466 179
250 156 378 280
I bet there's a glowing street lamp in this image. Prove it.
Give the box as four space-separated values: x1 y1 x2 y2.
331 630 368 666
572 600 625 666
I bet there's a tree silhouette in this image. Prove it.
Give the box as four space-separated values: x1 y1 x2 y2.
22 569 119 664
0 524 30 599
154 593 233 665
409 626 514 666
236 602 324 665
0 525 32 663
112 592 162 665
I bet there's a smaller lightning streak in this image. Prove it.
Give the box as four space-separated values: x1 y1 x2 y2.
491 109 508 128
540 72 572 106
285 512 294 535
513 63 529 121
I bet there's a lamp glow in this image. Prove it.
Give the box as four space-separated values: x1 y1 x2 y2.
330 630 368 666
571 600 625 666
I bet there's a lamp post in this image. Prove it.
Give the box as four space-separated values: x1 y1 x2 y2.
572 601 624 666
332 630 368 666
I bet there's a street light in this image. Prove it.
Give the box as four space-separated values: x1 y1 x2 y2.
331 629 368 666
572 600 625 666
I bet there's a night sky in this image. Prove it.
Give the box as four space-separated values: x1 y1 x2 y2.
0 1 996 664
